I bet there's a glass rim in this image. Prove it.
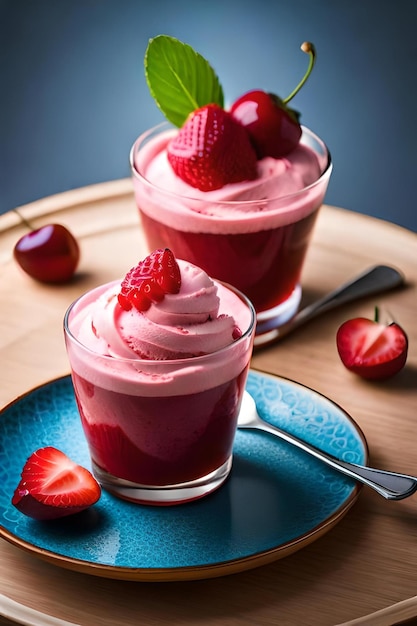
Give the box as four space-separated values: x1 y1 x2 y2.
130 121 333 206
63 279 256 366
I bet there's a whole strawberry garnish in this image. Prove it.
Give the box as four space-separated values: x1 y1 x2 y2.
118 248 181 312
167 104 257 191
12 447 101 521
144 36 257 190
230 42 316 158
336 308 408 380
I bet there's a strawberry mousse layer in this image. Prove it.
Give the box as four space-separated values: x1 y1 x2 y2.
132 125 331 233
65 260 254 397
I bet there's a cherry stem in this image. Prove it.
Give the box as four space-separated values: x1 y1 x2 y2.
13 209 34 231
283 42 316 105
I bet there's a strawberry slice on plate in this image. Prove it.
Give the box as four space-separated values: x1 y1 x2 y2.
12 447 101 520
118 248 181 312
336 309 408 380
167 103 258 191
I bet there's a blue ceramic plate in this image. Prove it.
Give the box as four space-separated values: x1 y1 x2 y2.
0 370 367 581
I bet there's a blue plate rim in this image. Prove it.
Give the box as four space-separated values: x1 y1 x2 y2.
0 369 368 582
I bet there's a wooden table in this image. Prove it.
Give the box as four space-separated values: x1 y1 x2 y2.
1 180 416 626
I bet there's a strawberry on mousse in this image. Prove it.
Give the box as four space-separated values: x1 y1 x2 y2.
73 248 245 361
167 104 258 191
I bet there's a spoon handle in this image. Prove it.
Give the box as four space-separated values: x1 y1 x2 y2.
255 265 405 346
257 421 417 500
292 264 404 327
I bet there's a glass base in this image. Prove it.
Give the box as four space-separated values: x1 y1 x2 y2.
254 284 301 345
92 456 233 506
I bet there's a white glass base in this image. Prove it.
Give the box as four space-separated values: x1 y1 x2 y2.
92 456 233 506
254 284 302 345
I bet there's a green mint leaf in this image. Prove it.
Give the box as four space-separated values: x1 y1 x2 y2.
145 35 224 127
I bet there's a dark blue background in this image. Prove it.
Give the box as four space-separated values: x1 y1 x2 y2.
2 0 417 231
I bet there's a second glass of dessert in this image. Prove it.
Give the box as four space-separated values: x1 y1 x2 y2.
64 249 255 505
130 36 332 338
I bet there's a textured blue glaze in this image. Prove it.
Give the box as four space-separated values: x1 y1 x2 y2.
0 371 366 574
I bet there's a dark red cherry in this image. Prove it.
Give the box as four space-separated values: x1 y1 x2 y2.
230 90 301 158
230 42 316 158
14 223 80 283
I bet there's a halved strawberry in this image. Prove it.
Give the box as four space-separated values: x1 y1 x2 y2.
167 104 258 191
12 447 101 520
118 248 181 312
336 309 408 380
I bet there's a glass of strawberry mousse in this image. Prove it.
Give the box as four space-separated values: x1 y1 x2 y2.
64 250 256 505
130 123 332 339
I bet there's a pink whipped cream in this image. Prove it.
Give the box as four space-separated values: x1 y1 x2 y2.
76 260 240 360
132 126 330 233
66 259 254 396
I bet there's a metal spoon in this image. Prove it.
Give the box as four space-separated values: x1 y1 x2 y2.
238 392 417 500
254 264 405 347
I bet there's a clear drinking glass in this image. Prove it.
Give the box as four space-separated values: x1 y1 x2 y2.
64 280 256 506
130 123 332 337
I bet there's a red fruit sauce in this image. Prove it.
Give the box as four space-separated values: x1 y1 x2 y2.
71 366 249 487
139 209 319 313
